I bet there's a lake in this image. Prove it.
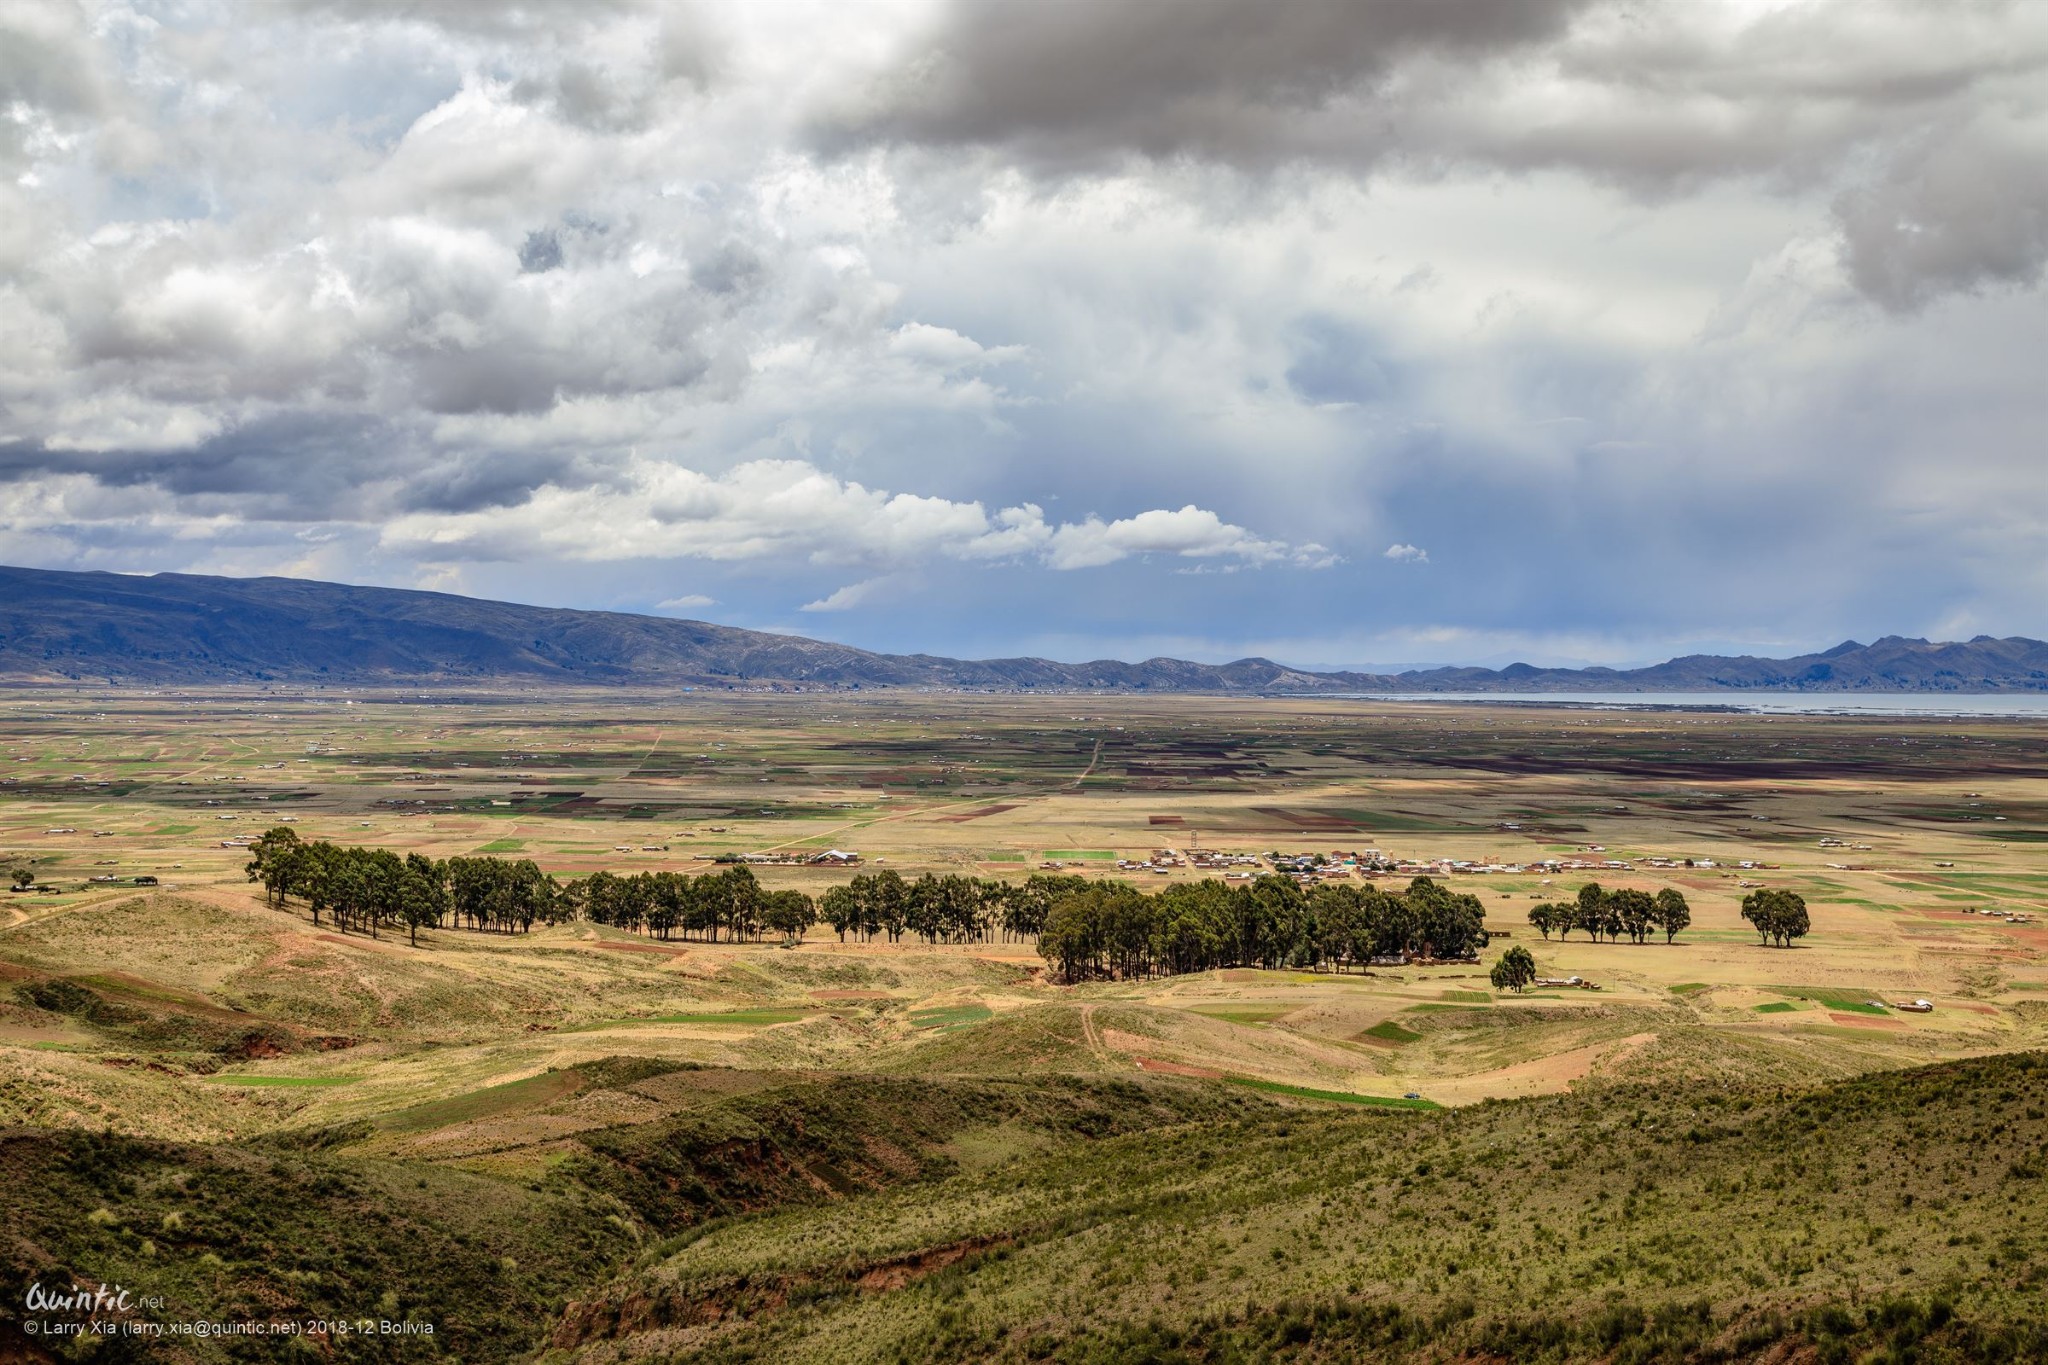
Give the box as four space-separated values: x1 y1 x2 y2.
1320 692 2048 717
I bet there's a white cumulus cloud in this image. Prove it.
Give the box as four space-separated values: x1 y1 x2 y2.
801 577 890 612
381 458 1327 575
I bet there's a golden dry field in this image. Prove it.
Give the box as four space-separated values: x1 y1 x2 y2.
3 686 2045 1132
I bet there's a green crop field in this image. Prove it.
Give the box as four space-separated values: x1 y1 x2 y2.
1772 988 1891 1015
1221 1075 1442 1109
909 1002 994 1031
5 688 2048 1360
637 1008 813 1026
1189 1004 1292 1026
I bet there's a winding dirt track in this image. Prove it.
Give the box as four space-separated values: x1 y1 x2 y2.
1078 1003 1115 1064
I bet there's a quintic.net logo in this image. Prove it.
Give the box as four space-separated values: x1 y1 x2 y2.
25 1281 133 1314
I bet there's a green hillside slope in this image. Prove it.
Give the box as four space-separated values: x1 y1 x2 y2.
549 1053 2048 1365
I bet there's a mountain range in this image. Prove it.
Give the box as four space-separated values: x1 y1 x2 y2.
1 565 2044 693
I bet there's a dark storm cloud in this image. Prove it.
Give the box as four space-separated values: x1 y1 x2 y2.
394 447 613 514
817 0 1592 172
0 419 410 516
1833 117 2048 310
0 5 104 120
0 417 607 524
822 0 2048 308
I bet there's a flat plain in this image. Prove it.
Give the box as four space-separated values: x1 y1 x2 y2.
3 687 2046 1362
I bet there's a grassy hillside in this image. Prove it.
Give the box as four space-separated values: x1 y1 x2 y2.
544 1053 2048 1365
0 1070 1254 1362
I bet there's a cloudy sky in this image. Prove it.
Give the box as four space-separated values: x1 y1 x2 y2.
2 0 2044 669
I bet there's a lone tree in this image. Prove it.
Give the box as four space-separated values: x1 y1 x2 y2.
1490 944 1538 992
11 867 33 890
1741 888 1810 948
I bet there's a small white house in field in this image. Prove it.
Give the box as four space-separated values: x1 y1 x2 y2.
808 849 861 866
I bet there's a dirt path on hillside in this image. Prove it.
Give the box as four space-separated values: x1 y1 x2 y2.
1079 1003 1116 1065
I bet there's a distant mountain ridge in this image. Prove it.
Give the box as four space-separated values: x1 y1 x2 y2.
0 565 2043 693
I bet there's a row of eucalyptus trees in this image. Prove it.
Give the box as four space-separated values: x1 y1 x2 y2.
244 827 563 944
244 826 1092 947
1527 882 1694 945
247 827 1712 973
1037 876 1491 983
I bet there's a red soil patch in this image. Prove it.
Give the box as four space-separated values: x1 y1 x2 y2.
856 1237 1001 1290
935 804 1020 823
1148 815 1187 826
1955 1002 2000 1016
1250 806 1357 832
229 1034 291 1060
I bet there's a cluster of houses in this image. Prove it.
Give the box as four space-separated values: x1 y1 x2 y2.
1643 855 1774 871
1114 849 1190 875
1189 849 1264 872
712 849 863 867
1070 847 1657 886
1274 851 1637 883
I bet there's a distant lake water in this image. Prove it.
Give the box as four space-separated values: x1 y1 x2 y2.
1318 692 2048 717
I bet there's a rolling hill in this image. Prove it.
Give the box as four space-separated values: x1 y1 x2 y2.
1 564 2044 692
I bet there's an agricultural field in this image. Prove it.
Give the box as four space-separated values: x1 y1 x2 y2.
3 686 2048 1360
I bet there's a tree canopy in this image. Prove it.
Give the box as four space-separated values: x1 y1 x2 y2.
1741 888 1810 948
1038 876 1487 983
1490 944 1538 992
1529 884 1691 945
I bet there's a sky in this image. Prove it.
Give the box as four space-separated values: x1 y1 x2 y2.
1 0 2044 671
